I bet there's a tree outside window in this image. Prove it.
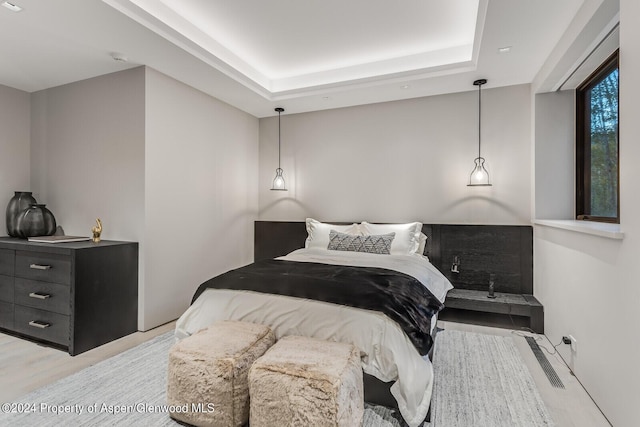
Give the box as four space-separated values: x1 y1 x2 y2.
576 51 619 223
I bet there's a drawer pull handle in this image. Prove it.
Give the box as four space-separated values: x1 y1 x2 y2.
29 264 52 270
29 292 51 300
28 320 51 329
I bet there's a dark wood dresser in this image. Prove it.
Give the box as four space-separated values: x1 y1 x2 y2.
0 237 138 355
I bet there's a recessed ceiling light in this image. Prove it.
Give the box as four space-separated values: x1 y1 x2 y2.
2 1 23 12
498 46 512 54
401 85 411 89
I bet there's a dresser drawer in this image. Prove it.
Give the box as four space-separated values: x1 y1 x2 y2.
15 251 71 285
0 275 13 303
14 305 69 346
0 249 14 276
15 278 70 316
0 300 13 329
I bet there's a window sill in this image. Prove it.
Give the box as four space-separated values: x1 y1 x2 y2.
533 219 624 240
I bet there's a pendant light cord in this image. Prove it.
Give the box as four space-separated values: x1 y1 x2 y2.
478 82 482 159
278 110 281 169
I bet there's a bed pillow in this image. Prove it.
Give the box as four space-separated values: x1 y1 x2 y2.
328 230 395 254
305 218 359 250
359 222 422 255
417 232 428 255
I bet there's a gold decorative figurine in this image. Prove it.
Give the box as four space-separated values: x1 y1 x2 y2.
91 218 102 243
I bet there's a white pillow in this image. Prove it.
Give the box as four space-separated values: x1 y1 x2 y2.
417 232 428 255
305 218 360 250
360 222 422 255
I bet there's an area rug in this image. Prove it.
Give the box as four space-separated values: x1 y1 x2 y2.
431 330 553 427
0 329 553 427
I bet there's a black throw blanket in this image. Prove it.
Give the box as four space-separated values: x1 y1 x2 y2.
192 259 444 355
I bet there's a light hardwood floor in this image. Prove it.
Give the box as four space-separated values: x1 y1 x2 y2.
0 321 176 403
0 320 611 426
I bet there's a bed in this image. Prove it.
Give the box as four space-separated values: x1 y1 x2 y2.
175 219 453 427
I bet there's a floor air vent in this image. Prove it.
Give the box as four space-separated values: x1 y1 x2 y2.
525 336 565 389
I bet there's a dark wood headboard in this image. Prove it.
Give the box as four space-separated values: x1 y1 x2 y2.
254 221 533 295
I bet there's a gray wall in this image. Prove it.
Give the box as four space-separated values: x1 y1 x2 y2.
259 84 532 225
28 67 259 330
0 84 31 212
534 90 575 219
30 67 146 325
30 67 146 240
532 1 640 424
143 68 259 329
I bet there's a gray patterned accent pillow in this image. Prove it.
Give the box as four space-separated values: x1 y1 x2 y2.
328 230 395 254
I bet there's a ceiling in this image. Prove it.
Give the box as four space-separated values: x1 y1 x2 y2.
0 0 585 117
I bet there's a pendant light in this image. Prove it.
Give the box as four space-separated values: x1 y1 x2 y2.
468 79 492 186
271 107 287 191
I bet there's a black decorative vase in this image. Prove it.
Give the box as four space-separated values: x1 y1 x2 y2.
16 204 57 238
6 191 38 237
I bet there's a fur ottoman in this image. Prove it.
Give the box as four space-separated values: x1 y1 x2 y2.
249 336 364 427
167 320 276 427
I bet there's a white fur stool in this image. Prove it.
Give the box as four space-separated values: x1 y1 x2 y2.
167 320 275 427
249 336 364 427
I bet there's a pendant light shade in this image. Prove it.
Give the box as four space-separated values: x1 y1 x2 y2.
468 79 492 186
271 107 287 191
272 168 285 190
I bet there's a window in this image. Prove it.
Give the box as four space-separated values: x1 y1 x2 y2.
576 50 619 223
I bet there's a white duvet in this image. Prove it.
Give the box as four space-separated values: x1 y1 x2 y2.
175 248 453 427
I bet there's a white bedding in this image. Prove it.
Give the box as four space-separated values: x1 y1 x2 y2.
175 248 452 427
280 247 452 303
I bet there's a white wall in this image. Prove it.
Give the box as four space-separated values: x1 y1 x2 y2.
259 84 532 225
144 68 259 329
534 90 575 219
532 0 640 425
30 68 147 326
0 84 31 218
30 68 146 240
29 68 260 331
